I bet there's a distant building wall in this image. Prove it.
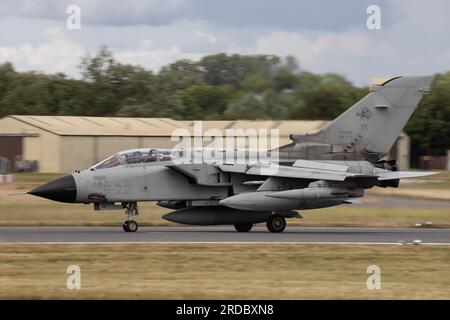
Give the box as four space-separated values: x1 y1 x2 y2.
419 155 449 170
141 137 177 149
390 133 410 171
60 136 95 173
0 116 61 172
24 133 60 172
416 149 450 170
448 150 450 170
96 137 141 161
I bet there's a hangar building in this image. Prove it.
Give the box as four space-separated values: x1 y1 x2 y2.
0 115 410 173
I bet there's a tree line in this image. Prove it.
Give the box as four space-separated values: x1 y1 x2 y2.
0 47 449 154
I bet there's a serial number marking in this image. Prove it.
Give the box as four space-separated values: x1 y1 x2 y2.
93 182 131 194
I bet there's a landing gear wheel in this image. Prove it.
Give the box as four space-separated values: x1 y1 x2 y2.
234 223 253 232
266 214 286 233
122 202 139 232
123 220 138 232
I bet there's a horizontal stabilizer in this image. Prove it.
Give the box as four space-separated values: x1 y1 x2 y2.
377 171 438 181
245 164 438 184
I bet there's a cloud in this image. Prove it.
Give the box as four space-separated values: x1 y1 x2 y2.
253 30 392 84
0 27 86 75
0 0 450 85
115 45 205 71
194 30 218 44
250 0 450 85
0 24 208 77
0 0 190 26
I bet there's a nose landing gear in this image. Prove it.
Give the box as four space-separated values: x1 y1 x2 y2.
123 220 138 232
123 202 139 232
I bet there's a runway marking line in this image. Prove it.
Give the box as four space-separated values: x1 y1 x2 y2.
2 241 450 245
0 226 441 230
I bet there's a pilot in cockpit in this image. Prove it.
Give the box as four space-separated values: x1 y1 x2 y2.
124 151 143 164
144 149 158 162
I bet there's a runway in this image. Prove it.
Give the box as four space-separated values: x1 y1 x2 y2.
1 226 450 244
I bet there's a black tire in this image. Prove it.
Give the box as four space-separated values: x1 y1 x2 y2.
123 220 138 232
266 214 286 233
234 223 253 232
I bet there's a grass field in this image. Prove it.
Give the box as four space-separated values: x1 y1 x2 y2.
0 172 449 227
1 243 449 299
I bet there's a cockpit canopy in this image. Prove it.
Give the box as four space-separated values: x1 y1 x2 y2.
92 148 178 170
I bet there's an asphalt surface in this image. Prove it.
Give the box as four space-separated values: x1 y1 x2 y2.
358 195 450 209
1 226 450 244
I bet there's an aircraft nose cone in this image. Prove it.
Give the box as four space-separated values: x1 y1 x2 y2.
28 175 77 203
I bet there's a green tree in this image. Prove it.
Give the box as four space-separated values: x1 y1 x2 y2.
159 59 203 90
0 72 54 116
179 84 234 119
79 47 121 116
405 72 450 151
224 94 268 119
199 53 279 89
291 85 342 119
272 55 299 91
0 63 15 102
240 74 271 94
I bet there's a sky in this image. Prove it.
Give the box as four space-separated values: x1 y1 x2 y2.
1 0 450 85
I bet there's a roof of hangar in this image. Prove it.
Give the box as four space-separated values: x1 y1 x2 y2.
6 115 329 137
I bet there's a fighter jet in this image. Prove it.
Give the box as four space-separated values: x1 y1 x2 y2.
28 76 436 233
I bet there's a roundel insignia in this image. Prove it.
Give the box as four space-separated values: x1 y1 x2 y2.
358 107 371 120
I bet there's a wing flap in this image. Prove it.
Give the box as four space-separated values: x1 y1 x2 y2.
293 159 349 172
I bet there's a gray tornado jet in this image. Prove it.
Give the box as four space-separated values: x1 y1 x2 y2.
28 76 436 233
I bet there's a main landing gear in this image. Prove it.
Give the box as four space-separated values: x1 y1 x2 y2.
233 213 287 233
234 223 253 232
266 214 286 233
123 202 139 232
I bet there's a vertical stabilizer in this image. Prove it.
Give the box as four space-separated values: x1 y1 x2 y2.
291 76 434 156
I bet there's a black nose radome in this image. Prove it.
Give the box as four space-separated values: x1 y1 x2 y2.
28 175 77 203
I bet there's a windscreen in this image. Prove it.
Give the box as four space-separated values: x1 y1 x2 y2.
92 148 177 169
